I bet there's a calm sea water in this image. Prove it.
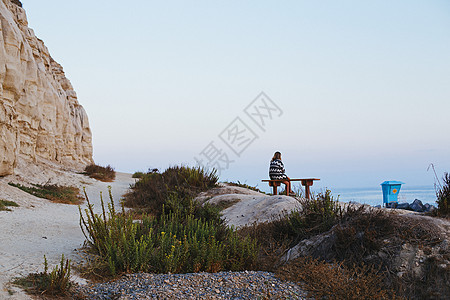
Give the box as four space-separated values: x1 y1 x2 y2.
323 186 437 207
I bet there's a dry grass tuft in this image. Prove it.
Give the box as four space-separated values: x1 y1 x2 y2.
238 217 292 271
8 183 83 205
394 255 450 299
0 199 19 211
238 189 343 271
84 164 116 182
13 255 72 297
332 207 443 265
277 256 399 300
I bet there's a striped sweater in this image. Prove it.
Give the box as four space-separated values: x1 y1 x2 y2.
269 159 287 180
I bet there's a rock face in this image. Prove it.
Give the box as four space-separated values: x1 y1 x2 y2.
0 0 93 176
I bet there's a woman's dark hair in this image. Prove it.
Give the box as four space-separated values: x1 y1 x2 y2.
271 151 281 162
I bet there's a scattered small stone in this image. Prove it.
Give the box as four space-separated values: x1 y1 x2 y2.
73 271 306 299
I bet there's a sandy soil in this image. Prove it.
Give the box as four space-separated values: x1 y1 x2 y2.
0 163 135 299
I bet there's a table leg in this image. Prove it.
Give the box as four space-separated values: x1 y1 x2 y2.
301 180 313 199
305 186 310 199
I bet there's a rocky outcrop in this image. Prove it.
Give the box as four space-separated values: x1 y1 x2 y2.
282 211 450 298
384 199 436 212
0 0 93 176
198 183 302 228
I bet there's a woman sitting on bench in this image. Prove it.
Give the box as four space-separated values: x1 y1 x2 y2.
269 151 294 195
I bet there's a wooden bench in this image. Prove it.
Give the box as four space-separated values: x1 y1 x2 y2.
261 178 320 199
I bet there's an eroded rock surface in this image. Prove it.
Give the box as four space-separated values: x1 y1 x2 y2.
0 0 92 176
199 183 302 228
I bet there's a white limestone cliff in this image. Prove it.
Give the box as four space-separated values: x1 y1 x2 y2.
0 0 93 176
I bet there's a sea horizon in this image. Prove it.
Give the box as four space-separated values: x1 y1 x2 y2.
329 185 437 207
255 180 438 207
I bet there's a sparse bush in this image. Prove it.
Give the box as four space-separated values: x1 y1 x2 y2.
276 183 305 197
8 182 82 204
436 172 450 216
394 255 450 300
292 189 342 238
279 205 446 299
13 255 71 296
238 189 342 271
238 188 447 299
277 256 398 299
291 183 304 198
79 189 257 277
332 207 443 266
123 166 218 218
0 199 19 211
251 189 341 244
238 217 292 271
330 209 395 269
84 164 116 182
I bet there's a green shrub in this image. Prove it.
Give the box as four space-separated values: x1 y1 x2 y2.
0 199 19 211
13 255 71 296
8 183 82 204
79 189 257 277
84 164 116 182
132 171 145 178
436 172 450 216
123 165 218 217
292 189 342 238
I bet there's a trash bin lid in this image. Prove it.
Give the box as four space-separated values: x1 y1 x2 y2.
381 181 405 186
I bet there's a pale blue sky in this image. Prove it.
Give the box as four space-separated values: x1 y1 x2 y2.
22 0 450 190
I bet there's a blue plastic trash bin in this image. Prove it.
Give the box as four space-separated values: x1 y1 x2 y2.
381 181 404 207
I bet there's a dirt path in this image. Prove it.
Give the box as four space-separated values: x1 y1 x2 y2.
0 169 135 299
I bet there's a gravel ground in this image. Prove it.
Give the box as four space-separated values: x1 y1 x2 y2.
74 271 306 299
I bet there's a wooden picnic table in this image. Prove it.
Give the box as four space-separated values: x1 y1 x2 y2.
261 178 320 199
